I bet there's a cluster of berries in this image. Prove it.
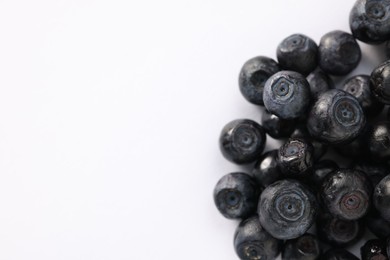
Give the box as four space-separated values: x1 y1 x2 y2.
214 0 390 259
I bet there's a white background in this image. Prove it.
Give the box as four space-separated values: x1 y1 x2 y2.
0 0 383 259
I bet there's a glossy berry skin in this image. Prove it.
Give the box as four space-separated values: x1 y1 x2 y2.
263 71 311 120
307 89 366 145
282 233 321 260
373 174 390 222
309 160 338 187
317 213 362 247
277 138 314 177
321 169 371 221
276 34 318 76
234 216 282 260
213 172 259 219
350 0 390 44
252 150 282 188
365 209 390 239
219 119 266 164
258 179 317 240
341 75 384 116
318 30 361 76
261 110 296 139
361 239 388 260
367 122 390 162
370 60 390 105
321 249 359 260
239 56 280 105
353 161 389 188
306 69 334 100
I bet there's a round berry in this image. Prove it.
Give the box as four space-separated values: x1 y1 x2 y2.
239 56 280 105
321 169 371 220
277 138 314 177
276 34 318 75
370 60 390 105
263 71 311 120
341 75 384 116
258 179 317 240
350 0 390 44
317 213 362 247
219 119 266 164
234 216 282 260
252 150 282 188
213 172 259 219
307 89 366 145
373 174 390 222
318 30 361 76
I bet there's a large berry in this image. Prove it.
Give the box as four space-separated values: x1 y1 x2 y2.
239 56 280 105
234 216 282 260
318 30 361 76
370 60 390 105
276 34 318 75
258 179 317 240
341 75 384 116
350 0 390 44
219 119 266 164
317 213 363 247
263 71 311 120
373 174 390 222
307 89 366 144
321 169 371 220
213 172 259 219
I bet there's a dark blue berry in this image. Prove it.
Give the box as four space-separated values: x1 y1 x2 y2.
361 239 388 260
276 34 318 75
350 0 390 44
317 212 363 247
370 60 390 105
258 179 317 240
373 174 390 222
263 71 311 120
321 249 359 260
367 122 390 162
341 75 384 116
277 138 314 177
282 233 321 260
306 69 334 101
252 150 282 188
261 109 296 139
219 119 266 164
213 172 259 219
290 125 328 161
318 30 361 76
321 169 371 220
234 216 282 260
307 89 366 145
239 56 280 105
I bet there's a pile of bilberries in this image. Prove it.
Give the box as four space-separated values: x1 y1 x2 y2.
214 1 390 259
